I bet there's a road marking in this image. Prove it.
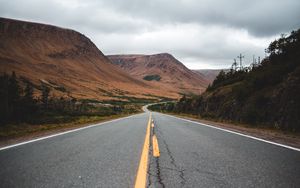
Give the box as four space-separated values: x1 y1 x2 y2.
161 113 300 152
0 113 142 151
151 122 154 128
134 113 151 188
152 135 160 157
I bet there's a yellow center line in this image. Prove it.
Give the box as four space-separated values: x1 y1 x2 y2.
152 135 160 157
134 113 151 188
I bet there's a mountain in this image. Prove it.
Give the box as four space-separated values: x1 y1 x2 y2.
193 69 223 83
108 53 209 95
0 17 177 101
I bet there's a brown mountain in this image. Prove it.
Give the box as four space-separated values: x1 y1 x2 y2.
108 53 209 95
193 69 229 83
0 17 178 101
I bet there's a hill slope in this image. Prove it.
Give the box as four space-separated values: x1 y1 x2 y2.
193 69 223 83
0 18 176 101
169 29 300 131
108 53 209 95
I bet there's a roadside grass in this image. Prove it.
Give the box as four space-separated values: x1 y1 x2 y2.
0 112 141 145
148 102 300 135
0 102 145 145
158 111 297 133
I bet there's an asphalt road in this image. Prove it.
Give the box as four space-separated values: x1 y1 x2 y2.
148 112 300 188
0 111 299 188
0 113 148 188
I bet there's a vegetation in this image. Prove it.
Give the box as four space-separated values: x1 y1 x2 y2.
0 73 142 138
148 102 176 112
150 29 300 132
143 74 161 81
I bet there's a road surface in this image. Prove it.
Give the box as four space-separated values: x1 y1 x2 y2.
0 111 299 187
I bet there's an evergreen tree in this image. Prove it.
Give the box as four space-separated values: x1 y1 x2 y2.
41 84 50 109
8 71 21 106
0 73 10 123
24 83 34 102
22 82 36 116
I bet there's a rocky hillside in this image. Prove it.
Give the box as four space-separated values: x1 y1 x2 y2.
0 17 176 101
108 53 209 95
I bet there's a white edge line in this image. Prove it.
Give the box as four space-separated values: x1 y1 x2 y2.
159 113 300 152
0 113 143 151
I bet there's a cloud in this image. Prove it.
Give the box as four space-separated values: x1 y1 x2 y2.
101 0 300 37
100 23 273 68
0 0 299 69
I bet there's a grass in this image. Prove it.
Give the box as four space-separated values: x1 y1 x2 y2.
0 112 140 144
0 102 144 144
0 99 146 143
155 111 300 138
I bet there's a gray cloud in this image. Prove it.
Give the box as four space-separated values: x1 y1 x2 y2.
0 0 299 69
101 0 300 37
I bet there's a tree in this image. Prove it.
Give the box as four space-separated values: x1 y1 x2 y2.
8 72 21 106
211 70 226 88
41 84 50 109
8 72 21 120
22 82 36 115
24 83 34 102
0 73 10 123
0 72 22 123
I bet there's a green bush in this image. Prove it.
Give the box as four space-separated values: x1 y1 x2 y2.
143 74 161 81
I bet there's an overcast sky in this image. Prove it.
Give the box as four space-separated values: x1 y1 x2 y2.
1 0 299 69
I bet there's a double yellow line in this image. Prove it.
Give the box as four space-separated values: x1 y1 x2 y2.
134 113 160 188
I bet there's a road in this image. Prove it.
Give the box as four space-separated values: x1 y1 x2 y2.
0 111 299 187
148 112 300 187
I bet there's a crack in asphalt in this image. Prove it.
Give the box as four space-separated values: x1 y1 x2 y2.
148 120 165 188
155 122 187 187
147 147 153 187
148 117 232 187
147 120 154 188
162 138 186 187
155 157 166 188
147 119 154 188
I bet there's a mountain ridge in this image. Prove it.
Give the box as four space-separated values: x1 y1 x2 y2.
193 69 224 83
108 53 209 95
0 17 177 100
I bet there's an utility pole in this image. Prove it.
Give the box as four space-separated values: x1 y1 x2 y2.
237 53 244 70
252 55 256 64
251 55 255 69
232 58 237 71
